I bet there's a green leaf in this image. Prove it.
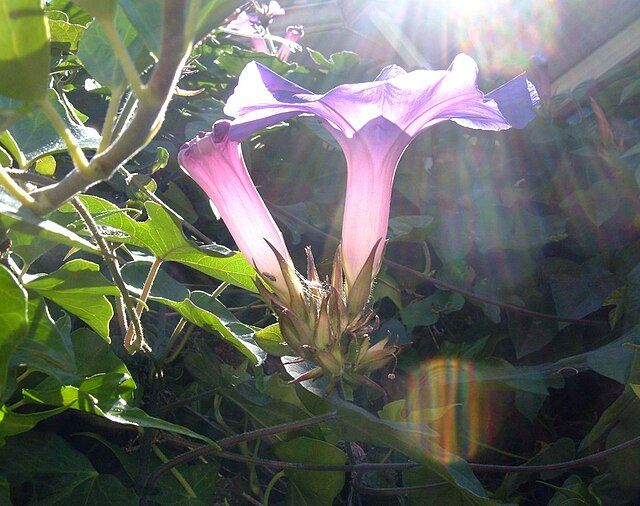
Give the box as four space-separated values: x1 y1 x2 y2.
281 367 489 503
122 261 265 364
543 257 619 326
65 474 138 506
403 466 466 505
150 145 169 173
215 45 298 77
70 328 133 387
73 0 117 20
254 323 290 357
0 404 68 441
623 141 640 159
0 188 100 255
400 291 465 332
0 144 11 166
275 437 347 505
0 0 50 101
498 438 575 496
48 15 86 51
34 154 56 175
194 0 241 41
119 0 162 54
0 96 32 133
101 402 217 446
10 297 77 385
77 6 144 88
546 475 598 506
0 432 136 505
0 265 28 399
26 259 119 339
0 476 9 506
620 79 640 104
63 196 257 291
5 89 100 166
388 215 435 242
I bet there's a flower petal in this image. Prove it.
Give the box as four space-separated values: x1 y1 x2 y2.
178 120 293 297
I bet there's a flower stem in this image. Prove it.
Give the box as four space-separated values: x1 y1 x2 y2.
39 99 91 178
262 471 285 505
71 197 145 352
0 165 36 208
98 84 124 153
164 320 194 364
151 444 197 498
212 281 229 299
124 257 163 352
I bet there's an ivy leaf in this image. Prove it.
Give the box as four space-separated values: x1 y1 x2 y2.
63 196 257 291
400 291 465 332
118 0 162 54
275 437 347 505
0 189 99 256
0 432 137 505
72 0 117 21
195 0 242 41
48 14 85 51
254 324 290 357
0 0 50 101
10 297 77 385
25 259 120 340
0 404 68 441
403 466 466 505
0 265 28 400
122 261 265 365
77 6 145 88
0 96 31 132
0 476 9 505
4 89 100 166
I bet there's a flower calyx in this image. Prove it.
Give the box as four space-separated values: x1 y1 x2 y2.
256 241 400 390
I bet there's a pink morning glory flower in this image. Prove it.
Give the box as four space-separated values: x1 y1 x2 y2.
276 25 304 62
225 1 286 54
222 54 539 288
178 120 297 300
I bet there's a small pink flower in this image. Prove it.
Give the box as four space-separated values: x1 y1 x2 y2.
178 120 294 299
276 25 304 62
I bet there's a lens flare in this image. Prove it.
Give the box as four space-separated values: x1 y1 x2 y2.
406 357 497 463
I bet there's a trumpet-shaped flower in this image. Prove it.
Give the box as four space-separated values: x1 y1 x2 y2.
223 54 539 288
276 25 304 62
178 120 296 300
225 1 286 54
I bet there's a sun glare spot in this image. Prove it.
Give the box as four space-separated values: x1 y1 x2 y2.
405 358 498 463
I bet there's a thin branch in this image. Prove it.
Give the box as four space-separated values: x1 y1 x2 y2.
39 99 91 178
152 444 197 498
31 0 192 214
353 477 447 496
270 206 607 327
124 257 162 352
150 432 640 486
159 388 220 414
6 169 55 186
0 165 36 208
99 19 145 98
98 85 125 153
145 412 337 491
216 412 337 449
117 167 215 244
385 258 606 327
71 197 145 351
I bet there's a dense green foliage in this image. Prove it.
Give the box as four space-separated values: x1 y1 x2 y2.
1 1 640 504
